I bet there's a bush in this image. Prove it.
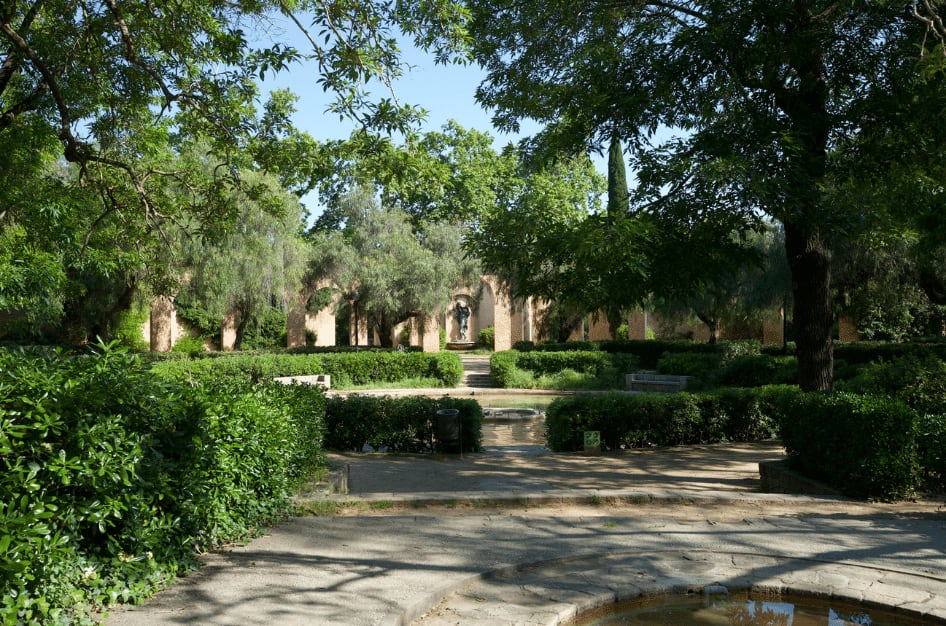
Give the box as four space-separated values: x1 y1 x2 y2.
149 350 463 387
544 388 781 452
717 354 798 387
478 325 495 350
323 395 482 453
490 350 636 390
778 392 920 500
0 343 325 624
655 352 723 381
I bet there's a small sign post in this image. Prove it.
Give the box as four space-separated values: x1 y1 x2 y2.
583 430 601 456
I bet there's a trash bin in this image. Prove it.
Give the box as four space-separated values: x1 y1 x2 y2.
435 408 461 451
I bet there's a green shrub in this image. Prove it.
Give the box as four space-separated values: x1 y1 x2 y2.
717 354 798 387
777 392 919 500
478 325 495 349
323 395 482 453
516 350 611 376
490 350 636 390
655 352 723 380
0 343 326 624
917 413 946 492
171 334 207 355
490 351 521 387
544 388 780 452
149 350 462 388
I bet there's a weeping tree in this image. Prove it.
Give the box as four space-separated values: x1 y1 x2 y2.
177 168 309 350
309 187 477 347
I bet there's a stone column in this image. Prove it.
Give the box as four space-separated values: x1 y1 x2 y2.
762 309 785 346
588 312 612 341
627 310 648 340
221 311 239 351
286 289 309 349
418 314 441 352
838 316 860 343
149 296 176 352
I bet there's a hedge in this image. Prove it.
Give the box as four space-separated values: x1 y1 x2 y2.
149 350 463 387
0 344 325 624
324 395 482 453
545 385 938 501
544 387 785 452
490 350 637 388
778 392 920 500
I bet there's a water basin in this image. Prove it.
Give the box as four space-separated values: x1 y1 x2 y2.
574 590 942 625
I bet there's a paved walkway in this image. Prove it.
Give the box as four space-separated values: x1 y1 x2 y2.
107 375 946 625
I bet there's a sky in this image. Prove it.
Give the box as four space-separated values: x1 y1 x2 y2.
251 16 617 217
257 21 539 147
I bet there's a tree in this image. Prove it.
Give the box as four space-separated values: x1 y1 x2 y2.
1 0 470 341
465 152 620 338
309 187 476 347
311 121 518 232
176 167 308 350
466 0 945 390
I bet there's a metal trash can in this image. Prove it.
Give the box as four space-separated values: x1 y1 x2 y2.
435 408 461 451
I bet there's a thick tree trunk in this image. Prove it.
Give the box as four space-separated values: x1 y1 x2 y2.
784 223 833 391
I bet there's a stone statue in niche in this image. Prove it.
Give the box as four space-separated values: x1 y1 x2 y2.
454 301 471 341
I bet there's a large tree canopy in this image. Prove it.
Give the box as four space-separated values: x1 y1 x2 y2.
466 0 946 390
0 0 470 341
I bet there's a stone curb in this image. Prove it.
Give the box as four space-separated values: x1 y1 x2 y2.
304 487 848 509
403 550 946 625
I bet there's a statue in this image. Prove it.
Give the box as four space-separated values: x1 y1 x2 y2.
454 301 471 341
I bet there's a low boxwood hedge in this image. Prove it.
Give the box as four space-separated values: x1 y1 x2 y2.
0 343 325 624
546 384 938 501
489 350 637 388
544 387 784 452
149 350 463 387
324 395 482 453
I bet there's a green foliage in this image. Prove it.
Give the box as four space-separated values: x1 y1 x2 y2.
599 339 718 368
716 355 799 388
112 298 151 352
490 350 637 390
150 350 463 388
777 392 920 501
171 335 208 356
544 388 781 452
0 343 325 623
477 325 495 349
324 395 482 453
655 352 723 381
310 189 477 347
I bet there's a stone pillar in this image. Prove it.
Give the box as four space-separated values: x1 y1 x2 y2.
762 309 784 346
419 314 441 352
487 276 514 351
149 296 176 352
627 310 648 340
588 312 612 341
509 299 525 346
286 289 309 349
221 311 239 351
838 316 860 343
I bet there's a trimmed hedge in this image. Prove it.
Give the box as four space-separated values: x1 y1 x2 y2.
0 344 325 624
324 395 482 453
778 392 919 500
544 387 784 452
149 350 463 387
546 385 936 501
490 350 637 388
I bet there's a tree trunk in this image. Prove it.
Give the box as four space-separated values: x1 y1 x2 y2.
785 223 833 391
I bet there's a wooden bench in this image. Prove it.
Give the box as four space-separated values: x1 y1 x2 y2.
625 372 692 393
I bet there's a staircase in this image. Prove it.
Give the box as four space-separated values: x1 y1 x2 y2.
459 354 495 388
